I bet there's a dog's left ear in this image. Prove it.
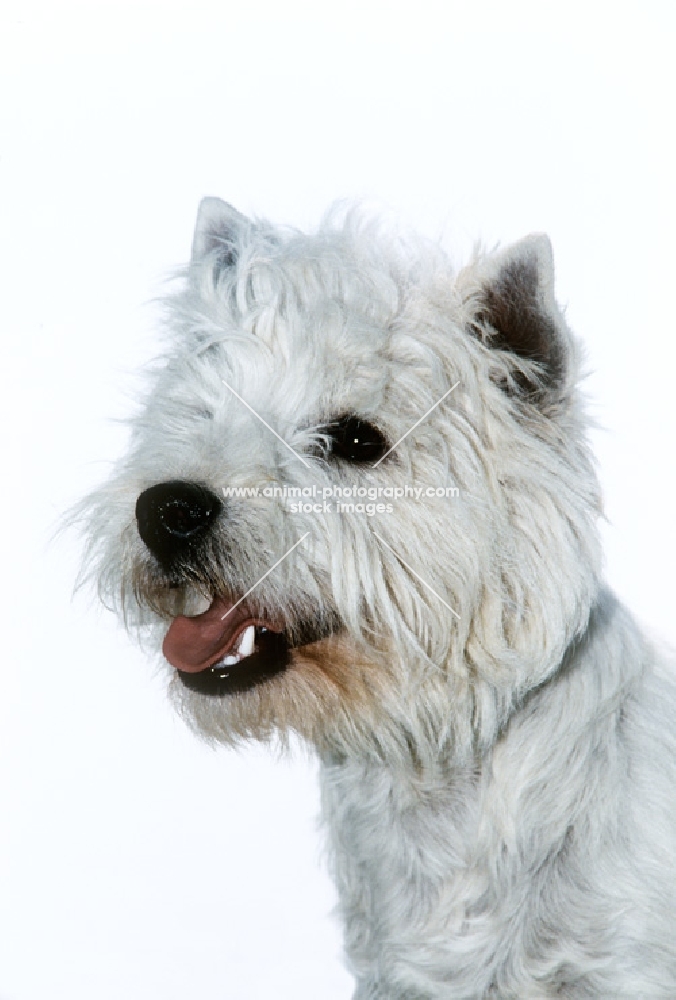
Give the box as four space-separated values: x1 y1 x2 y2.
191 196 249 271
470 234 568 401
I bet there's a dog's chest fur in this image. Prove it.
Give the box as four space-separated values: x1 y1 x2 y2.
320 592 675 999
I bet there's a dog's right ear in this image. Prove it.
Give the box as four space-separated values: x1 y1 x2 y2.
191 197 249 271
462 234 571 406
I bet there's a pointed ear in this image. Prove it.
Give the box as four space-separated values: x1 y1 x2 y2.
471 234 568 400
191 197 249 271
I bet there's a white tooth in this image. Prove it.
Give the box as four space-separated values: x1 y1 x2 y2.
221 654 239 666
237 625 255 657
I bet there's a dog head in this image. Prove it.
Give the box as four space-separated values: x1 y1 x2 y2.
77 199 602 761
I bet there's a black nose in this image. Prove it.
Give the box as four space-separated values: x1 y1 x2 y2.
135 481 222 563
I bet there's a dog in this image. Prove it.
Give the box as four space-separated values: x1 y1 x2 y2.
78 198 676 998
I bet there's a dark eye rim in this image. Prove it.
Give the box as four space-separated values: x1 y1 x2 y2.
322 414 389 464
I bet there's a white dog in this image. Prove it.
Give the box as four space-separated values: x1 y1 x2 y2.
79 199 676 998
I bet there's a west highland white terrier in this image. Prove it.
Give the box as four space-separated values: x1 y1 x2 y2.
79 199 676 998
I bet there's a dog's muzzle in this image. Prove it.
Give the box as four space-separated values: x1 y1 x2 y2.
135 480 303 696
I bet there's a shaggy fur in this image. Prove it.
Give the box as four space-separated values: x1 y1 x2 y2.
77 198 676 998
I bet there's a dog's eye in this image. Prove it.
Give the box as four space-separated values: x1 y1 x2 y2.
324 416 389 464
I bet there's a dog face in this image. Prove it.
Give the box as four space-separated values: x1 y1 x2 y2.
79 199 602 760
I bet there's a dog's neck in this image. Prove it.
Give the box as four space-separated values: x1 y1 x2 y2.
318 590 649 995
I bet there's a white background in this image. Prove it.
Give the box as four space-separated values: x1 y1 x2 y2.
1 2 674 998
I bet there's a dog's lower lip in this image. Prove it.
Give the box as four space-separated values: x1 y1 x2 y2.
177 627 290 696
165 596 339 696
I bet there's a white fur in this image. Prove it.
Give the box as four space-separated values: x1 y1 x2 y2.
77 200 676 998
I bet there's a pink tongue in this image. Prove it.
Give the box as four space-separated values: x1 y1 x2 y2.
163 598 239 673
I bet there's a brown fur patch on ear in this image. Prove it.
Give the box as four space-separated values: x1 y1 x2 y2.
475 253 565 399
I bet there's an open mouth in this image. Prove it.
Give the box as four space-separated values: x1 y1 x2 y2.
163 597 291 696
